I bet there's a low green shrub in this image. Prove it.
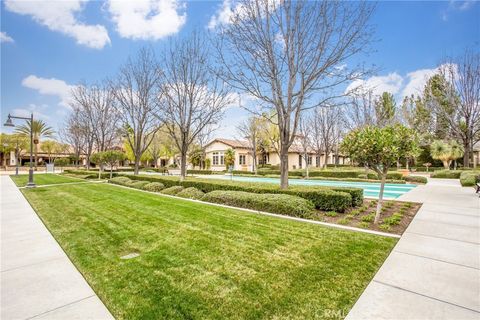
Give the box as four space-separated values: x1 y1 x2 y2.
308 176 405 184
382 213 403 226
361 214 375 223
124 175 360 212
379 224 391 231
430 170 462 179
358 221 370 228
403 175 428 184
202 190 315 218
142 182 165 192
177 187 205 200
325 211 338 217
337 218 350 225
128 181 150 189
109 176 131 186
459 171 480 187
187 170 213 175
161 186 184 195
64 169 118 179
367 172 403 180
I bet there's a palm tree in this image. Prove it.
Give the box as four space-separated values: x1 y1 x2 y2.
449 140 464 170
15 120 55 169
430 140 452 169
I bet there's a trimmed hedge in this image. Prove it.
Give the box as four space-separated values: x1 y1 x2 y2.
202 190 315 218
142 182 165 192
366 172 403 180
177 187 205 200
109 176 131 186
308 176 406 184
460 171 480 187
404 176 428 184
431 170 462 179
64 169 118 179
187 170 213 175
128 181 150 189
124 175 359 211
161 186 184 195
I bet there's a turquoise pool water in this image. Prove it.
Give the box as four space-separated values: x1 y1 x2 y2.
200 175 417 199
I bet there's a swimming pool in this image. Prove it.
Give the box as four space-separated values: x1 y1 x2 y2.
199 175 417 199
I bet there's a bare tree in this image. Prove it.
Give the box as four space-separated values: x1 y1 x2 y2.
438 50 480 167
236 116 262 174
216 0 374 188
310 106 343 169
110 48 163 175
296 117 312 177
60 109 85 167
158 32 232 180
345 89 377 130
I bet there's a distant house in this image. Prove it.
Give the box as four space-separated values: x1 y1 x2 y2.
204 137 349 172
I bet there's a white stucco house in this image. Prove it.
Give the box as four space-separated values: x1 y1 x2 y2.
204 137 349 172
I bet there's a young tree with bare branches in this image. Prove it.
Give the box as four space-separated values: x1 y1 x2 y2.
437 50 480 167
60 109 86 167
215 0 374 188
158 32 232 180
110 48 163 175
237 116 263 174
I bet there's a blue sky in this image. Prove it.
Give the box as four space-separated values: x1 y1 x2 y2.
1 0 479 138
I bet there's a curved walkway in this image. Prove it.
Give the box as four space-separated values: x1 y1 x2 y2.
347 178 480 319
0 176 113 319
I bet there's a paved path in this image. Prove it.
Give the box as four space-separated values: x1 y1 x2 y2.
347 178 480 320
0 176 114 319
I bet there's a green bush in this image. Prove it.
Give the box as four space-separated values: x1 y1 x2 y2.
307 170 362 178
142 182 165 192
382 213 403 226
403 175 428 184
64 169 118 179
430 170 462 179
109 176 131 186
202 190 315 218
187 170 213 175
124 175 360 212
367 172 403 180
459 171 480 187
161 186 184 195
308 176 405 184
128 181 150 189
177 187 205 200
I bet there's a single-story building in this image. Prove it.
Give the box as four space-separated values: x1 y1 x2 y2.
204 137 349 172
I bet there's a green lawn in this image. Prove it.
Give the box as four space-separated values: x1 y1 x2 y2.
22 183 396 319
10 173 85 187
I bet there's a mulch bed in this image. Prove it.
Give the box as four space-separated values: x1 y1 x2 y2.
315 199 422 235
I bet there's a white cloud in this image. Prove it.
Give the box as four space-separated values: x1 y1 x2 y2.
208 0 235 29
22 75 74 108
107 0 186 40
345 73 403 96
4 0 110 49
1 31 14 43
11 104 51 121
401 67 438 98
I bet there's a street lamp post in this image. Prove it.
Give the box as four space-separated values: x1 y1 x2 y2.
4 113 36 187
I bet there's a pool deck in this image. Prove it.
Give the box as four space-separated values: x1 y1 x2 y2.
0 176 114 319
346 178 480 319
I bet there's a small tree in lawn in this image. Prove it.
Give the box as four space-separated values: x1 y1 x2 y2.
224 148 236 170
341 125 419 224
102 151 126 179
90 152 106 179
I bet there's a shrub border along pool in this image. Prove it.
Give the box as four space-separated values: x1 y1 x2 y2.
107 179 399 239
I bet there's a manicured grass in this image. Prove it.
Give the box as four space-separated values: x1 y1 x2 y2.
22 183 397 319
10 173 84 187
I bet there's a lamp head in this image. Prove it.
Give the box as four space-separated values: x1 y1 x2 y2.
3 114 14 127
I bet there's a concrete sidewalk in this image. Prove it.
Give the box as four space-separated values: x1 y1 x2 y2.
0 176 113 319
347 178 480 319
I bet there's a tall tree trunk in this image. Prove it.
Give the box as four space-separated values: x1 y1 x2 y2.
279 143 289 189
134 155 140 175
374 173 387 224
180 149 187 182
463 140 470 168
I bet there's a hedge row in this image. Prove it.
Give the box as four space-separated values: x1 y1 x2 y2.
403 175 428 184
124 175 360 212
459 171 480 186
187 169 213 175
309 176 406 184
64 169 118 179
203 191 315 218
430 170 462 179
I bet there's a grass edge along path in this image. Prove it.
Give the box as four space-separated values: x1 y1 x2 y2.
10 173 86 187
22 183 397 320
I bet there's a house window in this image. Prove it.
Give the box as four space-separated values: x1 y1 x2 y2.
316 156 320 167
298 154 302 168
262 153 269 165
239 154 246 165
220 153 224 165
307 156 312 165
213 152 219 165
